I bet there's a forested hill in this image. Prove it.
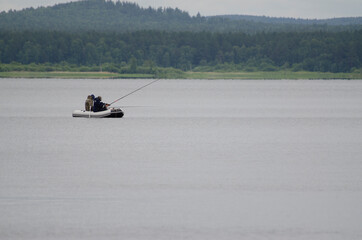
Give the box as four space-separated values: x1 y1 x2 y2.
216 15 362 26
0 0 361 33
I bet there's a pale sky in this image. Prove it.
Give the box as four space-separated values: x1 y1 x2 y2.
0 0 361 19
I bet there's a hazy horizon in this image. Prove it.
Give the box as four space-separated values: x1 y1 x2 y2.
0 0 361 19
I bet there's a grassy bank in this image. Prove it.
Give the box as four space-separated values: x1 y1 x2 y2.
0 70 361 79
0 71 153 79
185 71 362 80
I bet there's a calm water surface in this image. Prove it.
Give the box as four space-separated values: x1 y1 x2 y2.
1 78 362 239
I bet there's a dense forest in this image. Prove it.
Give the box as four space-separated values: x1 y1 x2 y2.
218 15 362 26
1 0 361 33
0 30 361 73
0 0 361 73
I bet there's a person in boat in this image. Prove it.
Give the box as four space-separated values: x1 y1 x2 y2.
93 96 109 112
85 94 95 111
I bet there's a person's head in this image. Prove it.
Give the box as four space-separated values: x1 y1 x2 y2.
98 96 102 101
87 95 92 99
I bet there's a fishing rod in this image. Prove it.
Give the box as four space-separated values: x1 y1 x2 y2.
109 79 160 106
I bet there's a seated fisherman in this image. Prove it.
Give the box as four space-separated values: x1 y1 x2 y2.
93 96 109 112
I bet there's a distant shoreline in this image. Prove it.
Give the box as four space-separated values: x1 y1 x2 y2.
0 71 361 80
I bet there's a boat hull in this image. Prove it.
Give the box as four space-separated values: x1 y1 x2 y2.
72 108 124 118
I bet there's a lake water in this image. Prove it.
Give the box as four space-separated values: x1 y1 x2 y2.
1 78 362 240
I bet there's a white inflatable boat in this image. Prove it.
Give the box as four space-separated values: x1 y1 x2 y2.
72 107 124 118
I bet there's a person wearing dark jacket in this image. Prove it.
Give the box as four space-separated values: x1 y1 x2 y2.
93 96 109 112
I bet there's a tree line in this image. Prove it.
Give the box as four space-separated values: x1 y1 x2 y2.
0 30 361 73
1 0 361 34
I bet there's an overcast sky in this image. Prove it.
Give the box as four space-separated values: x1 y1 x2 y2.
0 0 361 19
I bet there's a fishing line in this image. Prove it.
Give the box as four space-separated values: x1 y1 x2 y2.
109 79 160 106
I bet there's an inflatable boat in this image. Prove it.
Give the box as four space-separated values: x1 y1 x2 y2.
72 107 124 118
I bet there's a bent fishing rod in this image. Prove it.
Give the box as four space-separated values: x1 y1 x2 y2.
109 79 160 106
